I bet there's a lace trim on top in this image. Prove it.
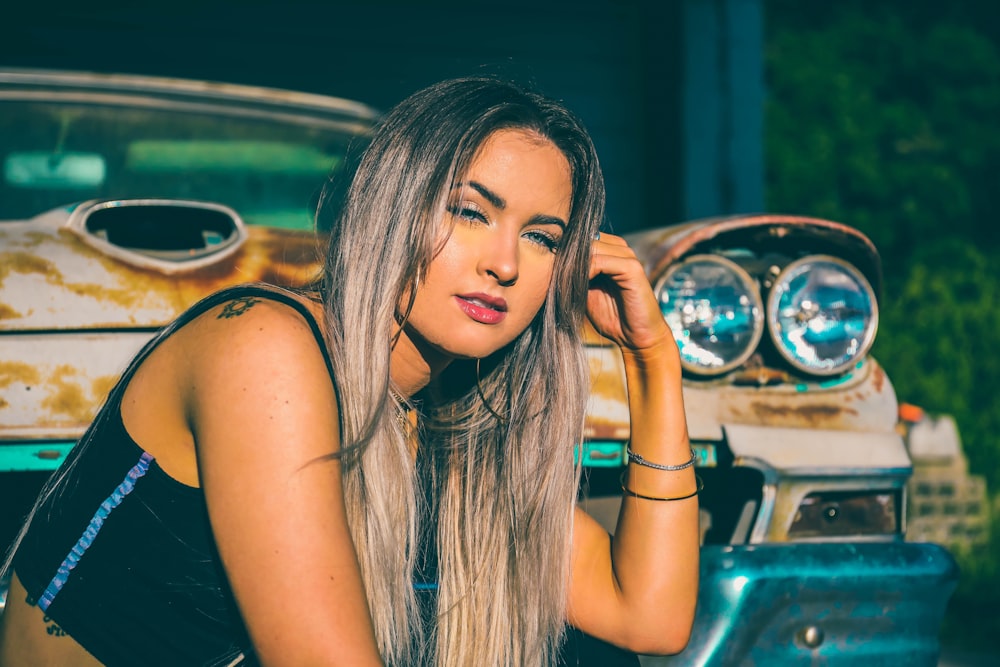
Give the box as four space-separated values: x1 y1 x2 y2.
37 452 154 611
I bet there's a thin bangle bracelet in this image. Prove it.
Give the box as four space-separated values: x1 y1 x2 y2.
620 471 703 501
626 445 696 471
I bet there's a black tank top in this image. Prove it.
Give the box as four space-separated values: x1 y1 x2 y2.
13 284 326 667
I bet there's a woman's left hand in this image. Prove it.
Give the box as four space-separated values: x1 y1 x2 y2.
586 232 672 352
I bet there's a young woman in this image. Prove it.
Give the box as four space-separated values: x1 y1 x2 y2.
0 77 699 666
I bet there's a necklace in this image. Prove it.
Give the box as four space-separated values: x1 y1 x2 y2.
389 388 407 406
390 388 419 432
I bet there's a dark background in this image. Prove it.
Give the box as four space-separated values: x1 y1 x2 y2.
1 0 765 234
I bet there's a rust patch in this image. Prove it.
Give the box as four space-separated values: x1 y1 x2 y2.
259 265 323 289
750 402 858 425
0 397 7 409
91 375 119 403
0 244 166 317
0 361 42 387
23 231 51 247
0 251 59 281
0 303 23 320
63 280 151 311
871 363 885 393
40 365 99 424
583 421 631 441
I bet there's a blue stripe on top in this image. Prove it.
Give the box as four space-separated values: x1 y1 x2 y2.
37 452 154 611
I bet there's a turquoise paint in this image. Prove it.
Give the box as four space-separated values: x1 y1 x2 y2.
574 441 626 467
0 442 73 472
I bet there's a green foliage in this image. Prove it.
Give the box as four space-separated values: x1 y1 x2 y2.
939 502 1000 651
765 6 1000 261
765 1 1000 650
874 240 1000 489
764 0 1000 491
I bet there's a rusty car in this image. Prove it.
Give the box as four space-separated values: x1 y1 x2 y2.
579 215 959 665
0 68 958 665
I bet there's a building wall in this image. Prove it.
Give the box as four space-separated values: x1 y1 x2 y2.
5 0 685 232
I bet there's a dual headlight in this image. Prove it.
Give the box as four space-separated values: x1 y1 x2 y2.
655 254 878 377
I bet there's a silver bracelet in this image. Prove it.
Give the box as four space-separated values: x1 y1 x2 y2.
626 445 696 471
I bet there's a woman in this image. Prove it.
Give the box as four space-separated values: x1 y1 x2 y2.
0 77 699 666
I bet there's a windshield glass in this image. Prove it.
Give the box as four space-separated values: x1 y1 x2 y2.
0 99 366 230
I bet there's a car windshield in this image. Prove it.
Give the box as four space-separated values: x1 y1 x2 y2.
0 99 365 231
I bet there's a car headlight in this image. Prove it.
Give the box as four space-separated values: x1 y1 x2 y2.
766 255 878 376
655 254 764 376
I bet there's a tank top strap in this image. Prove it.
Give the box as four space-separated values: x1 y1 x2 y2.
96 283 333 430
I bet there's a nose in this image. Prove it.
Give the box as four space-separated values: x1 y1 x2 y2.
481 231 519 287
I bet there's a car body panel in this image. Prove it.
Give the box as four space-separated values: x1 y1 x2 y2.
645 542 958 666
0 206 323 334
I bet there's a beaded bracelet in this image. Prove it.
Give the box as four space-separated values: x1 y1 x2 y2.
626 445 696 471
620 471 703 502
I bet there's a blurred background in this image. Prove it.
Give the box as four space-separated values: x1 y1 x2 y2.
3 0 998 657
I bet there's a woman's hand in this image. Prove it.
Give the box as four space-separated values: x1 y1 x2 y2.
569 232 698 655
586 232 672 353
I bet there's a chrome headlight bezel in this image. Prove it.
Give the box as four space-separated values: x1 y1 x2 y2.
765 254 879 376
654 254 765 376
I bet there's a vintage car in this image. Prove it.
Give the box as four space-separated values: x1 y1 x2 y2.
0 65 377 564
0 69 958 665
578 215 960 665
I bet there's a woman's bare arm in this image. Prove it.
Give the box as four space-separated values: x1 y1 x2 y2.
567 234 699 655
184 299 383 666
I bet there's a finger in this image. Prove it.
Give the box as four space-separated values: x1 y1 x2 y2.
589 251 647 282
592 231 628 247
592 244 639 261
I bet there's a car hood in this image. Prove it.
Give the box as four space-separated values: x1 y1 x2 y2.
1 203 323 333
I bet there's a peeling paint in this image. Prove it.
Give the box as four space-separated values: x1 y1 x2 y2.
2 211 323 332
0 251 58 280
0 361 42 387
91 375 118 404
40 365 99 423
751 402 857 424
23 231 50 247
871 363 886 393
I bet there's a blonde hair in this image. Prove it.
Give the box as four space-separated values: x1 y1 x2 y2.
318 77 605 665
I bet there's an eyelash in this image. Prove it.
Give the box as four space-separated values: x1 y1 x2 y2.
448 203 487 224
524 230 561 252
447 203 562 253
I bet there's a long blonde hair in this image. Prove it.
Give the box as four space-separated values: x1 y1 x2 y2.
318 77 605 665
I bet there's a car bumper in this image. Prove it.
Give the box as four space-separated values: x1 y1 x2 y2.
643 541 959 666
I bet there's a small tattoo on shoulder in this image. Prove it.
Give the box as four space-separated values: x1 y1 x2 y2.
218 296 260 319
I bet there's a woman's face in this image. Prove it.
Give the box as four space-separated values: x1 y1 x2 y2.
402 129 573 365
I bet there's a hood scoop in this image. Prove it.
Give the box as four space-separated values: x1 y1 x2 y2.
66 198 248 274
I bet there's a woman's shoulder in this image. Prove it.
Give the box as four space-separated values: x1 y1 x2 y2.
171 284 333 390
182 283 324 342
191 283 324 327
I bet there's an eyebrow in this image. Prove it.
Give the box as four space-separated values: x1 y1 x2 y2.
456 180 568 231
465 181 505 209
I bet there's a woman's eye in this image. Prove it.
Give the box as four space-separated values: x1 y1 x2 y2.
524 230 561 253
448 203 487 224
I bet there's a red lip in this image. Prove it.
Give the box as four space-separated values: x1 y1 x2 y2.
455 293 508 324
